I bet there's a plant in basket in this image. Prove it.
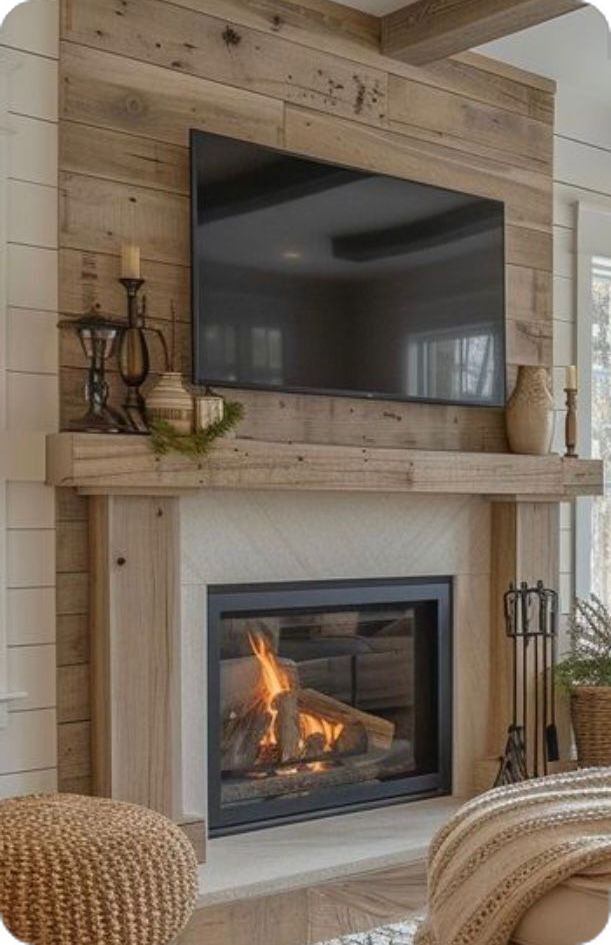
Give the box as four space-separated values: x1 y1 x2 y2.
557 594 611 766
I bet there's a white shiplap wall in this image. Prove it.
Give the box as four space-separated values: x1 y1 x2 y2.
552 83 611 614
0 0 59 796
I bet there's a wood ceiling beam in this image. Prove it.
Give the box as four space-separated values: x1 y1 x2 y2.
380 0 583 66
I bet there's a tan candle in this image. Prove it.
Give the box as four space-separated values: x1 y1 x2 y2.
565 365 577 390
121 243 141 280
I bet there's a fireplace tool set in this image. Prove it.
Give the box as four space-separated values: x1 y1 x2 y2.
495 580 560 786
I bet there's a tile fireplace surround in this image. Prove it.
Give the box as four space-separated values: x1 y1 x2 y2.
180 489 489 826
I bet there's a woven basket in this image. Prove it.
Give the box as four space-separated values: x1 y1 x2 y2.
0 794 198 945
571 686 611 765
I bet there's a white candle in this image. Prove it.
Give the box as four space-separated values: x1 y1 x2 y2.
121 243 141 280
565 365 577 390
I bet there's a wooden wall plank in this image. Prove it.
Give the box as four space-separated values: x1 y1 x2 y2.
57 613 89 666
61 43 285 149
60 172 189 265
388 74 553 171
57 663 91 723
56 519 89 573
60 121 190 194
159 0 381 62
506 317 552 367
507 266 553 320
420 54 554 121
58 719 91 780
506 224 552 271
59 249 190 323
56 571 88 615
62 0 388 129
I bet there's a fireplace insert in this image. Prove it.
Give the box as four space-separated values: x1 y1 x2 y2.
207 578 452 834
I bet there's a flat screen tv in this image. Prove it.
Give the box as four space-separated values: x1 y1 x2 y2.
191 129 505 407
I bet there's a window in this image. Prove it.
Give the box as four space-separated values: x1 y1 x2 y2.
407 326 501 403
586 255 611 601
575 205 611 601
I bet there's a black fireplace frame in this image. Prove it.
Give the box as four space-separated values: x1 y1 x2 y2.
207 577 452 836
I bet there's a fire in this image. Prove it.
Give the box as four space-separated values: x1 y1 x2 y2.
299 710 344 749
248 632 344 764
248 632 291 750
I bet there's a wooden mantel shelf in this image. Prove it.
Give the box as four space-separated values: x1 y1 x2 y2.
46 433 603 499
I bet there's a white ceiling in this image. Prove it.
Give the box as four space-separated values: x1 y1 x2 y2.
479 6 611 106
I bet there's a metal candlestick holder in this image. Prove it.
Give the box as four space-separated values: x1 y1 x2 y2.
565 387 578 457
115 277 171 432
59 313 127 433
117 277 149 432
495 580 559 787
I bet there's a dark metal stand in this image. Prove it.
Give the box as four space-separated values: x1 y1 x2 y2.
116 278 170 432
495 580 559 787
59 313 127 433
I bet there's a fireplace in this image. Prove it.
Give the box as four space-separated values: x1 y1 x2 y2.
207 578 452 835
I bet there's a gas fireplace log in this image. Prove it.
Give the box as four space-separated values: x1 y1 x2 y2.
219 744 416 805
297 689 395 751
221 702 271 772
303 732 327 760
220 658 260 718
335 720 368 757
273 689 301 762
220 655 299 717
221 752 385 804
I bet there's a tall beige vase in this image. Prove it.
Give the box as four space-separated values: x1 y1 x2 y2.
506 366 554 455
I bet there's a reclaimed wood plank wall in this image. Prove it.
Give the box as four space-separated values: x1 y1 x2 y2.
56 0 555 791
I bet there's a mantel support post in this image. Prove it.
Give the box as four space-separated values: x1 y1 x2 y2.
488 501 561 769
89 494 182 819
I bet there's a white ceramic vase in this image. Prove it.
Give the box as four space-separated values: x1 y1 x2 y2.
505 365 554 455
146 372 194 435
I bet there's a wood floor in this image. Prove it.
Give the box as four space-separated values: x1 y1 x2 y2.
179 859 426 945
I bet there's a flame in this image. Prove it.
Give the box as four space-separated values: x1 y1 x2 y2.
248 632 291 749
299 711 344 749
248 632 344 764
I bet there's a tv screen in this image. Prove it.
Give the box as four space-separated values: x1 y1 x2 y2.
191 130 506 407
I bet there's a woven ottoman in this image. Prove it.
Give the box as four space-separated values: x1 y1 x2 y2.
0 794 198 945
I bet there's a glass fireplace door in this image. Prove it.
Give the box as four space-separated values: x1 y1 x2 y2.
207 578 452 835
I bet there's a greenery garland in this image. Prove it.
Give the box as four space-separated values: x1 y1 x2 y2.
149 399 244 458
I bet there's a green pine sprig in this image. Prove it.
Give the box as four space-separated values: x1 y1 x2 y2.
149 399 244 459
